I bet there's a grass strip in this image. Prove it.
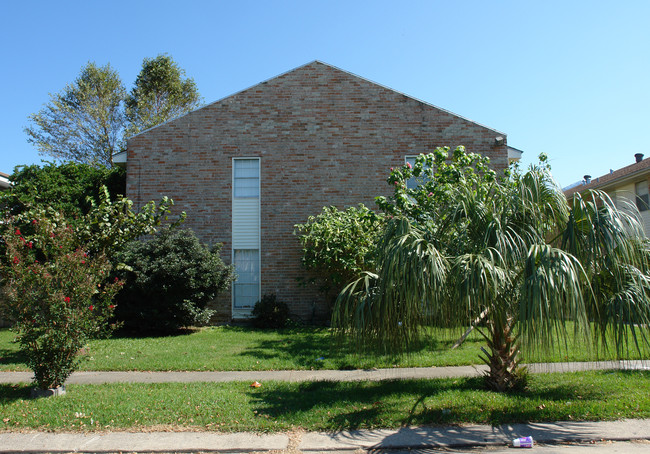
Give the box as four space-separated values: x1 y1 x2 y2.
0 370 648 432
2 326 648 372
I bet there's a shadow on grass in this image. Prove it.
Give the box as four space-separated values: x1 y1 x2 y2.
0 348 28 367
249 375 610 430
238 329 342 369
111 326 200 339
238 327 440 370
0 384 31 403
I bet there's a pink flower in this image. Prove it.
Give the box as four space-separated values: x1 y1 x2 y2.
428 192 433 197
406 162 412 169
394 181 399 186
114 277 119 283
64 297 71 303
81 260 85 264
390 167 394 171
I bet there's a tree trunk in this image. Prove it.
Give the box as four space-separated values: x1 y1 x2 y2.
452 308 489 349
480 315 526 392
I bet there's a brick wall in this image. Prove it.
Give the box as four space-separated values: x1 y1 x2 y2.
126 61 509 323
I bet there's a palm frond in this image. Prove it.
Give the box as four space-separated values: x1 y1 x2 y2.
519 244 590 354
449 249 509 322
332 218 448 353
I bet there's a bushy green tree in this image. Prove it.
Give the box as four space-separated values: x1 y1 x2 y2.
77 187 184 258
25 63 126 167
114 228 234 333
295 204 384 305
125 54 201 135
334 146 650 392
1 210 121 390
1 162 125 218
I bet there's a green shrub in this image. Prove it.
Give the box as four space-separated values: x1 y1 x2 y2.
1 210 121 390
294 204 385 304
1 162 125 218
251 294 290 329
114 228 234 333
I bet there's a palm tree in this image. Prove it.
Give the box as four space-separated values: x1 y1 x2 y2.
333 147 650 392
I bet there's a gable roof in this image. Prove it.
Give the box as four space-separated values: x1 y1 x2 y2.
564 156 650 197
129 60 506 140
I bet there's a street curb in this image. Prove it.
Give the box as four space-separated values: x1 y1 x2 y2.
0 420 648 453
297 420 650 452
0 432 289 453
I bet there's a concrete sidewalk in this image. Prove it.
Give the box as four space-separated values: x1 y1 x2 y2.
0 420 649 452
1 360 649 384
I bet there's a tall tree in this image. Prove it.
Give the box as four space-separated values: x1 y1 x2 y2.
125 54 201 135
333 147 650 392
25 62 126 167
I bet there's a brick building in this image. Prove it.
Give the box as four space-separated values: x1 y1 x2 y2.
119 61 520 322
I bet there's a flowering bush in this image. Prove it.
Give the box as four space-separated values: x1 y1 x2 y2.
1 210 121 390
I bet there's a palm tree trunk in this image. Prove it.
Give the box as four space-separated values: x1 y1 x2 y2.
481 315 526 392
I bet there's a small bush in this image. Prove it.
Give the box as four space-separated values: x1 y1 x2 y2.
251 294 290 329
114 228 234 334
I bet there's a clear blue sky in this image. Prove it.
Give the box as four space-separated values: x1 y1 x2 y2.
1 0 648 187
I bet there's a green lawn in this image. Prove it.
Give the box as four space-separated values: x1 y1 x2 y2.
1 326 648 372
0 370 648 432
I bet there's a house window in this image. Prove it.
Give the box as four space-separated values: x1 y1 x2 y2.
232 249 260 309
232 158 261 315
234 158 260 198
635 181 649 212
404 155 429 189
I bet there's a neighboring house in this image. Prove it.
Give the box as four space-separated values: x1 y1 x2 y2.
0 172 10 190
122 60 521 322
564 153 650 236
